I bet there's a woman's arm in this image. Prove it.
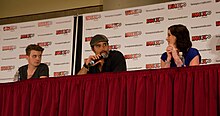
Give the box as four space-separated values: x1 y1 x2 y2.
161 59 171 68
189 55 200 66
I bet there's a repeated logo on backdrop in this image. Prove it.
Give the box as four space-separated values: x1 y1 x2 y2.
192 11 212 18
3 26 17 31
19 54 27 59
37 42 52 47
85 37 92 42
20 33 35 39
85 14 101 21
216 21 220 26
146 63 161 69
2 45 16 51
125 9 142 16
55 50 70 56
56 29 71 35
146 40 164 46
192 34 212 41
0 16 74 82
0 66 15 71
124 53 141 59
146 17 164 24
125 31 142 38
38 21 52 27
168 2 187 10
82 0 219 71
105 23 122 29
54 71 69 77
201 59 212 64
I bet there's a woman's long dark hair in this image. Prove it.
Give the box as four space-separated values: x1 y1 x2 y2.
168 24 192 53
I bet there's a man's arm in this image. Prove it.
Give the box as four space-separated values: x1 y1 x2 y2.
77 54 104 75
112 51 127 72
39 63 49 78
77 65 89 75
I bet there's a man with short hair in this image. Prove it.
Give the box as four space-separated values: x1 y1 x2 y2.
77 34 127 75
18 44 49 80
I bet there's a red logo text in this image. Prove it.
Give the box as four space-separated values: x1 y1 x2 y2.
85 15 101 21
216 45 220 51
192 34 211 41
124 53 141 59
54 71 69 77
85 37 92 42
38 21 52 27
125 31 142 37
105 23 122 29
56 29 71 35
192 11 211 18
2 45 16 51
55 50 70 55
37 42 52 47
146 17 164 24
20 34 35 39
201 59 212 64
146 40 164 46
19 54 27 59
125 9 142 15
1 66 15 71
3 26 17 31
146 63 161 69
216 21 220 26
168 2 187 9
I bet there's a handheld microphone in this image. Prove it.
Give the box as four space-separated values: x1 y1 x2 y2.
89 53 108 66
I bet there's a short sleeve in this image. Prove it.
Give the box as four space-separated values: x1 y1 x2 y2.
187 48 201 63
38 63 49 77
161 52 167 62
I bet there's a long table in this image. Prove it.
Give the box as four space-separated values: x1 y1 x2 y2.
0 64 220 116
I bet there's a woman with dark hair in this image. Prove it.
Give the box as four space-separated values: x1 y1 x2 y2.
161 24 201 68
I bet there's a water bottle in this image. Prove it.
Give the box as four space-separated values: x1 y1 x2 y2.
179 52 185 67
13 70 20 82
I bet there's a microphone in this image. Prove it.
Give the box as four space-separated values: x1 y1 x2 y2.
89 53 108 66
179 52 185 67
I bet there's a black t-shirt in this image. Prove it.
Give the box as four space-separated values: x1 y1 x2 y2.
88 50 127 74
18 63 49 80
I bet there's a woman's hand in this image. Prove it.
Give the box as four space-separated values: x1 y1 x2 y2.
166 45 183 67
166 45 172 62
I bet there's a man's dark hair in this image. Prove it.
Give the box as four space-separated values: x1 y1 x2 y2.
168 24 192 53
26 44 44 56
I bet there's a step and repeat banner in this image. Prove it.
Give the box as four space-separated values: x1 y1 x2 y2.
82 0 220 71
0 16 75 83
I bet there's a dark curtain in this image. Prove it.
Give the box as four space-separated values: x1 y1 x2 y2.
0 64 220 116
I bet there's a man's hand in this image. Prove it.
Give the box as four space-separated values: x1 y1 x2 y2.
85 54 104 66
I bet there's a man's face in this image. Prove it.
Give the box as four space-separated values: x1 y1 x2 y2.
92 41 109 55
27 50 43 67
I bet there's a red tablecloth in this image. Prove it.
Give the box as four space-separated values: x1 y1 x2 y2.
0 64 220 116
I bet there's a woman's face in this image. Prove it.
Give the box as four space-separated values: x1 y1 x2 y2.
166 30 176 46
